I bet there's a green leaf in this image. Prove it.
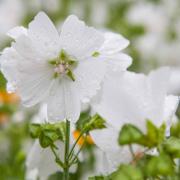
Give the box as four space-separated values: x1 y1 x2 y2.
76 109 91 130
170 121 180 138
84 114 106 132
112 164 143 180
29 122 66 148
140 121 166 148
162 137 180 158
145 153 174 177
118 124 144 145
29 124 41 138
39 131 52 148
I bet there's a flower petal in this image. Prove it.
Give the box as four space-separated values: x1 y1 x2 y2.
103 53 132 71
26 141 62 179
7 26 27 39
47 78 80 123
60 15 104 59
91 125 131 174
0 47 19 92
163 95 179 132
74 58 107 102
100 32 130 54
28 11 61 59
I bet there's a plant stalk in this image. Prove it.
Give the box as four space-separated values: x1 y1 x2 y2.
64 119 70 180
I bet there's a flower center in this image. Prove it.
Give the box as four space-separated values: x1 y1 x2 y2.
49 49 77 81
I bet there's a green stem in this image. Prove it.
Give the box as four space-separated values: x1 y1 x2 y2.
64 120 70 180
129 145 135 159
68 129 86 160
69 136 87 166
50 145 64 168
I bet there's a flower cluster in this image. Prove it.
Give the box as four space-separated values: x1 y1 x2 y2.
0 12 179 180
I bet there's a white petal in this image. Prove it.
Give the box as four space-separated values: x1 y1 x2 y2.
28 11 61 59
17 61 54 107
146 67 170 125
104 53 132 71
93 71 147 131
91 126 131 174
47 78 81 123
26 141 63 179
100 32 129 54
7 26 27 39
74 58 107 102
163 95 179 132
60 15 104 59
0 47 19 92
13 35 45 61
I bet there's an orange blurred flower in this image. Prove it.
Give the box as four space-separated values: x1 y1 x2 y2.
0 91 19 104
73 130 94 146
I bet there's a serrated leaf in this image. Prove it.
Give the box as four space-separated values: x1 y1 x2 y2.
140 121 166 148
84 114 106 132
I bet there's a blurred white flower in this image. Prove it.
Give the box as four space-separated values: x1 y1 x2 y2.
127 0 180 70
89 68 179 175
0 12 131 123
127 2 168 35
90 125 131 175
168 68 180 95
0 0 23 47
26 140 77 180
93 67 178 131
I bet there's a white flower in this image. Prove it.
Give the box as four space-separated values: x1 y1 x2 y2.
93 67 178 131
0 0 23 47
0 12 131 123
90 125 131 175
90 67 179 175
168 67 180 95
26 140 77 180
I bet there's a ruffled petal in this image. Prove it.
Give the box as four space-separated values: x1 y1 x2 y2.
60 15 104 60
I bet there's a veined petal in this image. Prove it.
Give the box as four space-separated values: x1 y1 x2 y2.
100 32 130 55
17 62 54 107
60 15 104 60
28 11 61 59
47 78 80 123
74 58 107 102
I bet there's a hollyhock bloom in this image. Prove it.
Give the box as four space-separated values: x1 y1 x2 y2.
0 12 131 123
90 67 179 175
